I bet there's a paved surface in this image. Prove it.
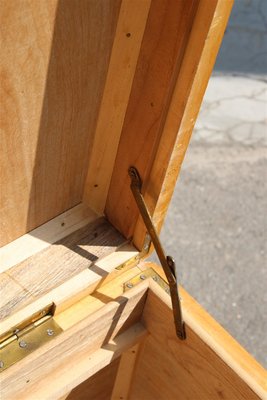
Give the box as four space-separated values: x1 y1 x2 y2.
150 0 267 367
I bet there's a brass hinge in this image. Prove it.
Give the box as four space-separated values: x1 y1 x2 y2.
0 304 62 372
129 166 186 340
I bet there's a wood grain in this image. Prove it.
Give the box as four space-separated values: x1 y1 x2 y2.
0 203 97 273
0 217 126 320
0 245 139 338
83 0 151 214
111 343 142 400
129 262 267 400
0 0 121 246
66 358 121 400
105 0 199 239
1 283 148 399
133 0 234 249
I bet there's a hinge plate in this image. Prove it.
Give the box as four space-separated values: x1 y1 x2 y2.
0 309 62 372
124 267 170 294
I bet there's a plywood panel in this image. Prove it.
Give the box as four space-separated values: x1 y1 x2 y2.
0 0 121 246
129 287 266 400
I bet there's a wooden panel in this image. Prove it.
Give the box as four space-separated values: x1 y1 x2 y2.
0 217 126 320
1 283 148 399
105 0 199 239
0 0 121 246
0 204 97 273
133 0 234 249
128 271 267 400
66 358 120 400
83 0 151 214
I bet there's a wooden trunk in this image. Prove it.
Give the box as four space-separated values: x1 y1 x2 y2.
1 1 266 399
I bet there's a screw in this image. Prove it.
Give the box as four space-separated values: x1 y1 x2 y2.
47 329 54 336
152 276 158 282
126 282 133 289
0 360 4 368
140 274 146 280
19 340 27 348
165 288 170 295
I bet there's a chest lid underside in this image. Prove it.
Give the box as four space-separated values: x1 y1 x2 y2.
0 0 232 339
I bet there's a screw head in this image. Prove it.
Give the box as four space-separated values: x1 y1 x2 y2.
152 276 158 282
47 329 54 336
19 340 27 348
165 288 170 295
0 360 4 368
140 274 146 280
126 282 133 289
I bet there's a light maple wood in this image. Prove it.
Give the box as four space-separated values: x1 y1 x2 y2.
128 262 267 400
83 0 151 214
0 204 97 273
0 244 139 338
111 343 141 400
22 324 147 400
0 217 127 321
65 358 121 400
0 0 121 246
105 0 200 240
133 0 234 249
1 282 148 399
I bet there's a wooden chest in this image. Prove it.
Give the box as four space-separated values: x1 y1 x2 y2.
1 1 266 399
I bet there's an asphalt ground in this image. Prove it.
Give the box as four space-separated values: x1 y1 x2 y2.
150 0 267 367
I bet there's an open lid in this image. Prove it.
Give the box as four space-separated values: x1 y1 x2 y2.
0 0 232 331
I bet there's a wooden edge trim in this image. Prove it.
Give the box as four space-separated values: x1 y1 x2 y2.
145 263 267 399
0 243 139 337
133 0 234 249
23 324 147 400
0 204 98 273
82 0 151 214
111 341 142 400
1 282 149 399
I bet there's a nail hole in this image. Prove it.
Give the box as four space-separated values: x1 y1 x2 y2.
61 222 65 227
132 350 136 354
150 102 154 107
126 32 131 37
94 184 98 187
94 232 98 238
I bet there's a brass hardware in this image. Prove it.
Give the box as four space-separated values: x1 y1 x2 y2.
128 166 186 340
0 305 62 371
124 267 170 294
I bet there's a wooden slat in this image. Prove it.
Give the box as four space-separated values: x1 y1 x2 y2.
0 0 121 246
105 0 199 239
129 263 267 400
0 204 97 273
1 283 148 399
0 217 127 321
111 343 142 400
83 0 151 214
133 0 234 249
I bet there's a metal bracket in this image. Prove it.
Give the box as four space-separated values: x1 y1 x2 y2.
0 304 62 372
128 166 186 340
